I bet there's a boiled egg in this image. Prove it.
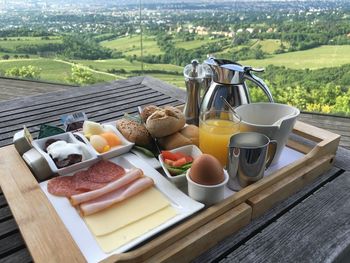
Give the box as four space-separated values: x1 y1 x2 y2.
189 154 224 185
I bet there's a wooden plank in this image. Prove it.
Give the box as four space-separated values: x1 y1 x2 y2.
193 166 343 262
145 203 251 263
0 206 11 221
0 84 148 124
0 146 85 263
0 248 32 263
221 172 350 263
0 77 143 111
0 218 18 237
0 232 26 256
0 195 6 207
247 153 334 218
0 87 157 132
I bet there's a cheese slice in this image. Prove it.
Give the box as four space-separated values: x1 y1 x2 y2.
95 205 177 253
84 187 171 236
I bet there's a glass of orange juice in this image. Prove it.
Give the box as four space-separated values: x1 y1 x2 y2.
199 110 240 167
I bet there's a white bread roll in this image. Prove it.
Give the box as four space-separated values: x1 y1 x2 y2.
146 106 185 138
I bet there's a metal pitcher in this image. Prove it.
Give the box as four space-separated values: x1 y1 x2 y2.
200 58 274 113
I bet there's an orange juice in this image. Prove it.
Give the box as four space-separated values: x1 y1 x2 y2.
199 119 240 167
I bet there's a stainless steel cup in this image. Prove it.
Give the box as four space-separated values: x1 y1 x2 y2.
227 132 277 190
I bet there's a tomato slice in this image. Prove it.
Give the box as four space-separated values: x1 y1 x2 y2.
161 151 179 161
164 158 175 166
172 157 188 167
184 156 193 163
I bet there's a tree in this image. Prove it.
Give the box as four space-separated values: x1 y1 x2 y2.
2 54 10 60
5 65 41 79
66 65 97 86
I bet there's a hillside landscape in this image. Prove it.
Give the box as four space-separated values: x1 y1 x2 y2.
0 0 350 114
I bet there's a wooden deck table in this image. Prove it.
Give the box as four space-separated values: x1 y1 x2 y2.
0 76 349 263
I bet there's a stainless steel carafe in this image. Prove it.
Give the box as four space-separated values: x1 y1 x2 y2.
200 58 274 113
183 60 205 125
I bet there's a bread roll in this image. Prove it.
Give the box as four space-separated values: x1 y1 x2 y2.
157 125 199 150
146 106 185 138
158 132 192 150
140 105 160 123
116 118 152 147
180 125 199 146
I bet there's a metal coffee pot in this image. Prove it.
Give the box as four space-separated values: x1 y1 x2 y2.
200 58 274 112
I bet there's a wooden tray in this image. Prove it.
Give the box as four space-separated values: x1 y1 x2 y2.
0 121 340 263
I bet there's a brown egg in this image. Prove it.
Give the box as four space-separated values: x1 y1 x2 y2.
190 154 225 185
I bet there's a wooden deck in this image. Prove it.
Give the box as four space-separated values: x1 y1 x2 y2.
0 77 75 102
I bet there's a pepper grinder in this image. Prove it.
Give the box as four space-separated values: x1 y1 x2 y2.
183 60 205 126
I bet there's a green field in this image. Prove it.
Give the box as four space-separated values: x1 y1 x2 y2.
101 35 163 57
0 36 62 51
251 39 289 53
174 36 224 50
240 45 350 69
0 58 116 84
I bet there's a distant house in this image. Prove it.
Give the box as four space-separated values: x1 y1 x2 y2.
347 33 350 38
196 26 209 36
246 28 254 34
266 28 274 33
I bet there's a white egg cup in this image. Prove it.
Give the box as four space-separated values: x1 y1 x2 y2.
186 168 229 206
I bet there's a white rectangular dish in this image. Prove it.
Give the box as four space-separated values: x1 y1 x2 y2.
40 153 204 263
75 123 134 160
32 132 98 175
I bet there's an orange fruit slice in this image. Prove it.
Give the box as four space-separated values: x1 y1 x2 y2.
100 132 122 147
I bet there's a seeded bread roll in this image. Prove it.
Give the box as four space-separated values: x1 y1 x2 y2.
146 106 185 138
140 105 160 123
116 118 152 147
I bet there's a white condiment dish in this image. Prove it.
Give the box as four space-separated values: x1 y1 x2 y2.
159 144 202 192
32 132 98 175
76 123 134 159
186 168 229 206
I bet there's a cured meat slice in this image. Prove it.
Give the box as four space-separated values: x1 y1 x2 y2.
74 171 106 191
47 176 83 197
79 177 154 216
70 168 143 206
87 160 126 183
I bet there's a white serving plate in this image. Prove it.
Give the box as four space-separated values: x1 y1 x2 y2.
40 153 204 263
32 132 99 175
159 145 202 192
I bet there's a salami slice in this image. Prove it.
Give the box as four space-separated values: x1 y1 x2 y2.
87 160 126 183
47 176 83 197
74 171 107 191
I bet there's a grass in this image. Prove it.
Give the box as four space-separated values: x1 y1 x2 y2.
0 36 62 51
251 39 290 54
101 35 163 57
174 36 224 50
0 58 116 84
240 45 350 69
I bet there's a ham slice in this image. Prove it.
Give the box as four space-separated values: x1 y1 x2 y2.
70 168 143 206
79 177 154 216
